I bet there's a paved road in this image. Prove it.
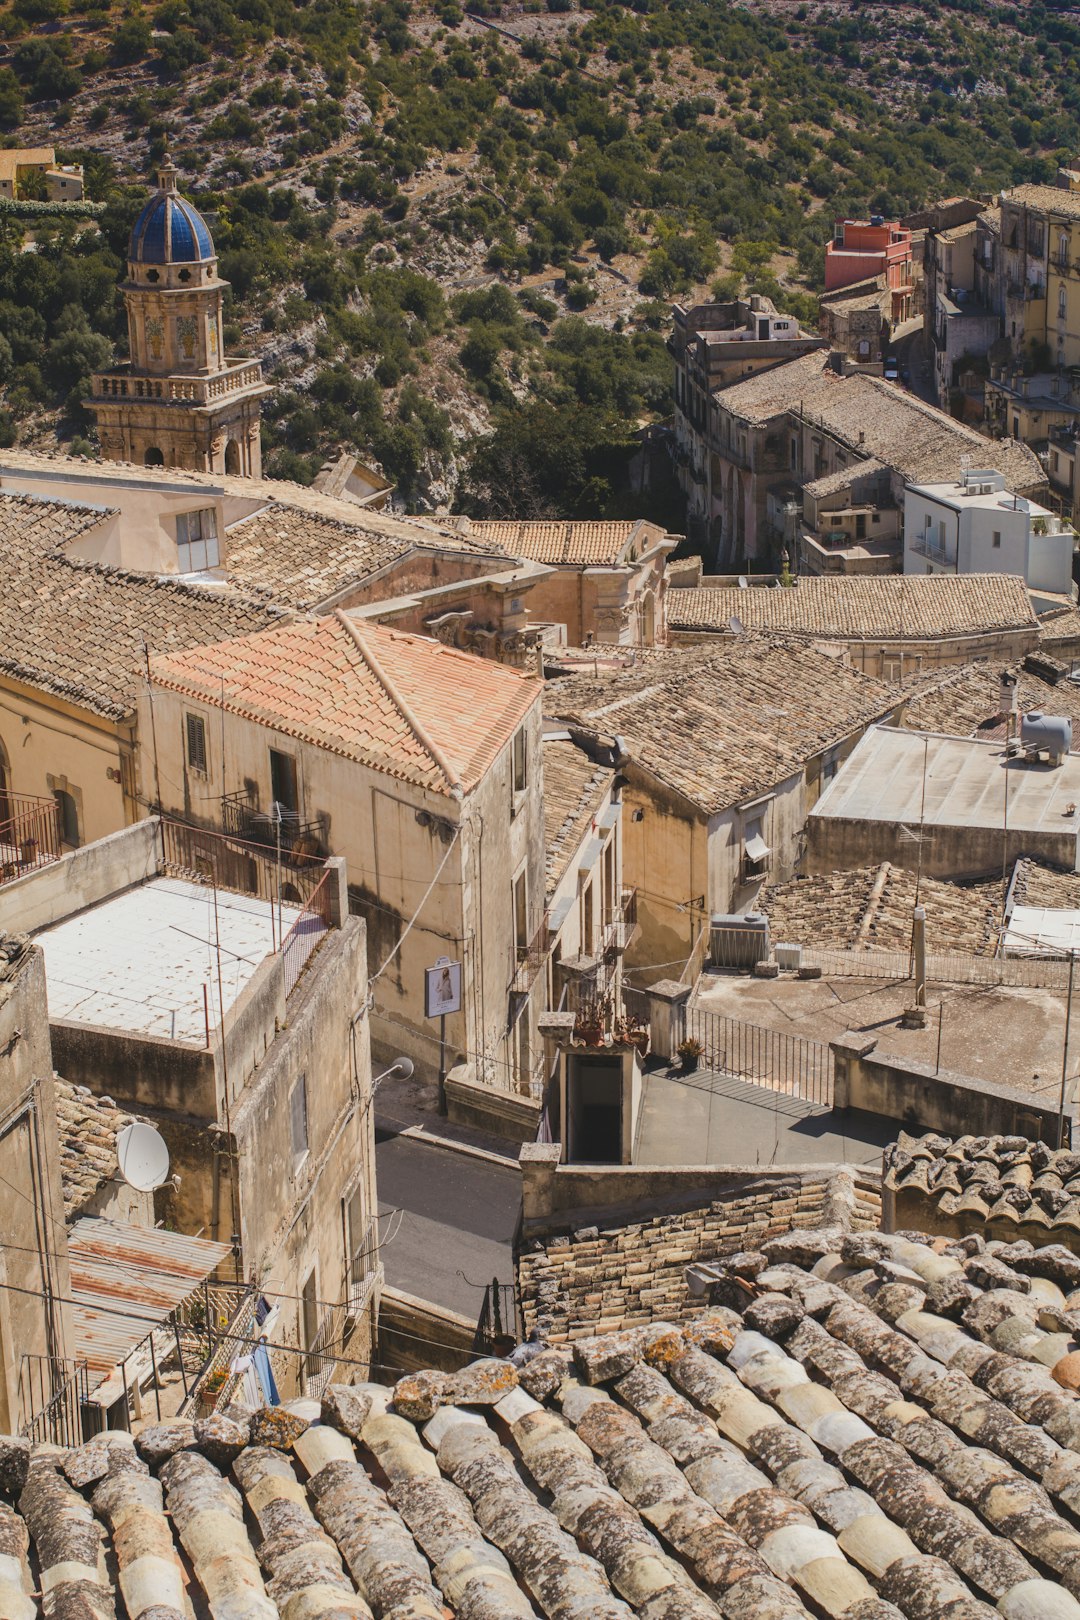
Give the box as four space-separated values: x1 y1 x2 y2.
375 1130 521 1321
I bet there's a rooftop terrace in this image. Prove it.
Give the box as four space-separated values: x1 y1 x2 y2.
37 877 299 1040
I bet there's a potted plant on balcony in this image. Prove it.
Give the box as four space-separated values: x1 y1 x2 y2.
677 1036 704 1074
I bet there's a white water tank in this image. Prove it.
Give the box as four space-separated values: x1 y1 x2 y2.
1021 711 1072 764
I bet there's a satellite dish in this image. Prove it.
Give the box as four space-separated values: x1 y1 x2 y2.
116 1122 171 1191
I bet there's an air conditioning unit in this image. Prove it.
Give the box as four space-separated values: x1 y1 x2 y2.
775 942 803 971
709 913 769 969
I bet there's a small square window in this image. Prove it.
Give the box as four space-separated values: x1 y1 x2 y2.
185 712 208 775
290 1075 309 1170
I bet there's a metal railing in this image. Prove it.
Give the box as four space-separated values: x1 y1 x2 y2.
800 943 1073 991
282 869 333 997
303 1307 342 1399
20 1355 94 1448
160 815 327 912
0 794 61 883
685 1005 834 1106
221 791 325 860
177 1285 259 1418
601 887 638 955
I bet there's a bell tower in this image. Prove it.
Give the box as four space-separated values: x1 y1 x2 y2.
87 161 270 476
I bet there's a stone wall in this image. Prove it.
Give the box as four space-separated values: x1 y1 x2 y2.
0 817 159 934
516 1160 880 1342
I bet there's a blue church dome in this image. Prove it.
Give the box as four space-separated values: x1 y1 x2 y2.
129 162 215 265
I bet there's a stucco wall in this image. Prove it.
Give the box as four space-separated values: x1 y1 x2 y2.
142 681 547 1095
806 812 1078 882
229 916 376 1386
519 1141 852 1236
0 947 74 1430
0 817 159 935
0 677 134 850
833 1032 1069 1145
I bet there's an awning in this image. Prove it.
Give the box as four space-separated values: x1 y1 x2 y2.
744 834 771 862
548 897 574 932
597 804 622 831
68 1216 232 1395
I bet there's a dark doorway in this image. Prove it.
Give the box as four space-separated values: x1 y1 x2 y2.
0 739 10 829
224 439 241 476
269 749 299 816
144 447 165 466
566 1054 623 1163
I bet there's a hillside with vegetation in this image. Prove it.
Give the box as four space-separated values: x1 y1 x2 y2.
2 0 1079 515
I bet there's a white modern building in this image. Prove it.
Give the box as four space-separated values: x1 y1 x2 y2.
904 469 1075 597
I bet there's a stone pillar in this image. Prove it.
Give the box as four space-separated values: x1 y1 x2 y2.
519 1142 561 1228
325 855 349 929
538 1011 576 1088
830 1031 878 1112
642 978 692 1062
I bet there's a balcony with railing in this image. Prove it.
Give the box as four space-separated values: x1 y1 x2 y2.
0 794 61 884
221 790 326 862
89 359 266 406
600 886 639 956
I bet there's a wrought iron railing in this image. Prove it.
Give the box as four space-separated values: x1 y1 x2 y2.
0 794 61 883
160 815 326 924
601 887 638 955
473 1277 518 1354
221 791 325 860
20 1355 93 1448
303 1307 342 1399
684 1005 834 1106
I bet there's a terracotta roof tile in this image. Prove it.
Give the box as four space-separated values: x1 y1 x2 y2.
1003 182 1080 220
0 492 280 719
542 737 613 900
466 518 667 567
149 613 540 796
53 1080 137 1221
714 351 1044 488
668 575 1038 642
762 863 1004 955
545 636 896 814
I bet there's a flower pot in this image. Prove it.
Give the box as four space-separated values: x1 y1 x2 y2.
681 1055 698 1073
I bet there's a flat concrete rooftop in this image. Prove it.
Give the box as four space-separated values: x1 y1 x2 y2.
695 968 1069 1104
812 724 1080 834
37 877 299 1042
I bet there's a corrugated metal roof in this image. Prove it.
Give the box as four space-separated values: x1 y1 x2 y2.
68 1217 232 1386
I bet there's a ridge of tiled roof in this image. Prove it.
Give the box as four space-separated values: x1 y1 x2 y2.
149 613 540 796
0 492 281 719
545 635 897 813
466 518 667 568
668 575 1038 642
9 1185 1080 1618
543 737 614 901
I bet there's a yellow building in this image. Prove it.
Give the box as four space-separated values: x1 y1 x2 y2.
0 146 83 202
87 161 270 475
0 490 277 856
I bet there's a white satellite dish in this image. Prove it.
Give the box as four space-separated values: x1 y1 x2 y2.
116 1122 171 1191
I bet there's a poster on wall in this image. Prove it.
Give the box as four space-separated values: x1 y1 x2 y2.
425 956 462 1018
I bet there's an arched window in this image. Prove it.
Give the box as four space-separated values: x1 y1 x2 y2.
1061 234 1070 269
224 439 241 476
144 446 165 467
53 789 79 849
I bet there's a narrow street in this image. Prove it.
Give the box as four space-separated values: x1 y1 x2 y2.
375 1129 521 1322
